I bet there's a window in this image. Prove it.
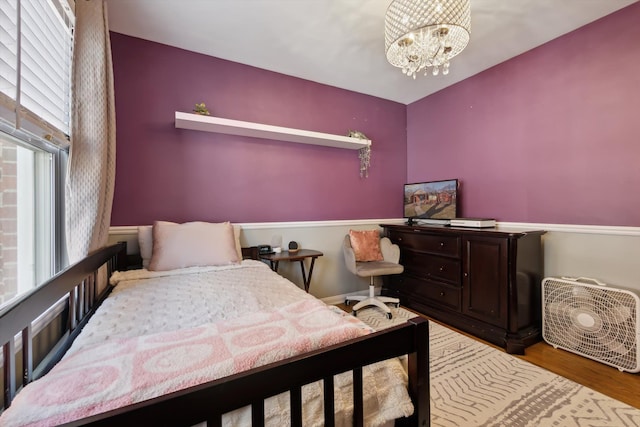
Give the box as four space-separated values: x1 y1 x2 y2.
0 133 61 304
0 0 74 306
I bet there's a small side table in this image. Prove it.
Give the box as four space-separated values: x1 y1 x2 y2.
260 249 323 292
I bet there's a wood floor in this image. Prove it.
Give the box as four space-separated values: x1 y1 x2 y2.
336 304 640 409
520 335 640 408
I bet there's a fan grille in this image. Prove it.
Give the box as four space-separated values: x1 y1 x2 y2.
542 277 640 372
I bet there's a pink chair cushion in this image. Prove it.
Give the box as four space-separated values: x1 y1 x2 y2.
349 230 384 262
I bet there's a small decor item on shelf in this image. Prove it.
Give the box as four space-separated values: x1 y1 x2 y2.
288 241 299 253
193 102 210 115
348 130 371 178
348 130 368 140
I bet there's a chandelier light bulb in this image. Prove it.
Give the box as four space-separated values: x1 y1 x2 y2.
385 0 470 78
443 61 450 75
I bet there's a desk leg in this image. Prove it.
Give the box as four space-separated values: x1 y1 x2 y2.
270 260 279 272
298 260 308 292
300 256 318 293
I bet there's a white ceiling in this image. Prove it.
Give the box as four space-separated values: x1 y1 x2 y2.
106 0 638 105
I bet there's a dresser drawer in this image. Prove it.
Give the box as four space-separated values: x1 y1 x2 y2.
389 230 460 257
402 251 460 285
391 275 460 311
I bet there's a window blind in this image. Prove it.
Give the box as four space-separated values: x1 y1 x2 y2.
0 0 18 100
0 0 74 148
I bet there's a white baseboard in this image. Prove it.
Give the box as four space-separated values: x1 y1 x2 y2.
320 290 371 305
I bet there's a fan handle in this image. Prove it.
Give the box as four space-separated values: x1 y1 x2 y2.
560 276 607 286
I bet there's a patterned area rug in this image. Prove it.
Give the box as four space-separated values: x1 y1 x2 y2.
353 306 640 427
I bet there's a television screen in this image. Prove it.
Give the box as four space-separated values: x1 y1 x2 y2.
404 179 458 220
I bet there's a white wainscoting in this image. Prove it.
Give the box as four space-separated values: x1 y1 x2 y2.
109 220 640 300
108 219 404 300
499 222 640 293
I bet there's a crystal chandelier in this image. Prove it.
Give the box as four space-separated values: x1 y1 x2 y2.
384 0 471 78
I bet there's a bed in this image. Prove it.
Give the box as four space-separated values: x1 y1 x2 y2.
0 222 430 426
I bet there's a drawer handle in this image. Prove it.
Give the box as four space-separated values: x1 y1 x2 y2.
439 291 445 297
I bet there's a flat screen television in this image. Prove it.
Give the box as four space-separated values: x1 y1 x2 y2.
404 179 458 223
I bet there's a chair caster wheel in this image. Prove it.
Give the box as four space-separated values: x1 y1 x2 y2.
386 312 393 320
394 303 400 308
352 310 358 317
345 299 351 306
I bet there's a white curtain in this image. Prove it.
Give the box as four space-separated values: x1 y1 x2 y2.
65 0 116 264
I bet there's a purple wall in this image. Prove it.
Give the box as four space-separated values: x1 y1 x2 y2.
407 3 640 227
110 34 407 226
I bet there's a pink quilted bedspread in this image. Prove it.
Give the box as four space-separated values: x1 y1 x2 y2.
0 299 374 427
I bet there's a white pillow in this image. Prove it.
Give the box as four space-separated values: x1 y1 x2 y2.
139 222 243 268
149 221 240 271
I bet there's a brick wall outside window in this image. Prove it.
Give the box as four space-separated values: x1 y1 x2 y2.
0 143 18 304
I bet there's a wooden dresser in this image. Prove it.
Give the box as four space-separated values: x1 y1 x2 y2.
381 224 545 354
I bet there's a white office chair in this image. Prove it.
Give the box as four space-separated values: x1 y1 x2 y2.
343 235 404 319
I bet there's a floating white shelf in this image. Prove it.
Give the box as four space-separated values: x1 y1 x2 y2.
175 112 371 150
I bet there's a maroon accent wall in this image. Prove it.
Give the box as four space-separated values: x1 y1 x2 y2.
109 34 407 225
111 3 640 228
407 3 640 226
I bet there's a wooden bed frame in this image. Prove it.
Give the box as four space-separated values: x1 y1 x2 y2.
0 242 430 426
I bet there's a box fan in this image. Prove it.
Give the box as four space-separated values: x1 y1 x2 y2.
542 277 640 373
